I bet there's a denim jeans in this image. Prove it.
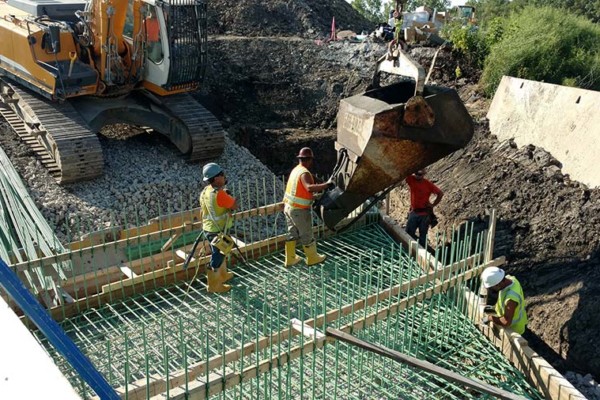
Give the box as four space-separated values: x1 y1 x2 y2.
204 231 224 269
406 211 430 248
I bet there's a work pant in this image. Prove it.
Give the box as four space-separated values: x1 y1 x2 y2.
284 204 313 246
406 211 430 248
204 231 224 269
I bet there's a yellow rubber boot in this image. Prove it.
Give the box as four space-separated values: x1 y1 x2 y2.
303 242 326 266
284 241 302 267
218 262 234 283
207 269 231 293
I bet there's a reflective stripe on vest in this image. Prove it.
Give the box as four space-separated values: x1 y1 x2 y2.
495 276 528 334
284 165 313 209
200 186 230 233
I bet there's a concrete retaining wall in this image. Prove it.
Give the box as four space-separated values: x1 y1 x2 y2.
487 76 600 188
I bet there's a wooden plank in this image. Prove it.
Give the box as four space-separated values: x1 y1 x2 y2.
36 228 291 324
462 290 586 400
379 214 442 272
12 203 285 273
160 233 181 253
57 240 211 299
485 209 497 263
118 265 137 279
75 203 283 249
174 249 191 261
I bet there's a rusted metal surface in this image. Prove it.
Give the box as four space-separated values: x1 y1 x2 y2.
316 81 473 230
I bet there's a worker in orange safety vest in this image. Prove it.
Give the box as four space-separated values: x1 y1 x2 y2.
283 147 333 267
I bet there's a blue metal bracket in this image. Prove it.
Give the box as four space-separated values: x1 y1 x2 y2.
0 258 119 400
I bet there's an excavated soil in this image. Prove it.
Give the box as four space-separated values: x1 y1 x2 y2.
202 0 600 383
0 0 598 392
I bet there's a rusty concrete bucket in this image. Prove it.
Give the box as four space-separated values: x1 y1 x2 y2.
315 57 474 230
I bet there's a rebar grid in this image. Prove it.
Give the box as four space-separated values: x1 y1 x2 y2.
32 222 542 399
226 295 540 400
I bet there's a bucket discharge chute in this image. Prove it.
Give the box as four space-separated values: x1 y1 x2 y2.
315 49 474 231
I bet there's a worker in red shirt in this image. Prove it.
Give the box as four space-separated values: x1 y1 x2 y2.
405 169 443 247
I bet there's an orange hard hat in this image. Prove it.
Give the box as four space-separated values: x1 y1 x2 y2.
296 147 314 159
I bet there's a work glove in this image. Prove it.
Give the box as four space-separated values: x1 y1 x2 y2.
480 316 492 327
326 178 335 189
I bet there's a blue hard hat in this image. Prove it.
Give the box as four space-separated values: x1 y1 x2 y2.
202 163 223 182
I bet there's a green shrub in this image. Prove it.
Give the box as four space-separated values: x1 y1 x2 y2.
442 21 489 68
481 6 600 96
483 17 506 47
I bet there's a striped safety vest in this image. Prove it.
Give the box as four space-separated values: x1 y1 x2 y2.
200 186 232 233
495 275 528 335
284 165 313 209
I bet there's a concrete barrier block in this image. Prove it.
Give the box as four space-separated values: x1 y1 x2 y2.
487 76 600 188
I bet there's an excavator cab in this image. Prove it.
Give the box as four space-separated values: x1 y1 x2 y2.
315 48 474 231
142 0 207 93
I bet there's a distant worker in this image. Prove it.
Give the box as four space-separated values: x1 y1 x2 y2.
200 163 237 293
145 8 162 62
393 0 406 43
480 267 528 334
283 147 333 267
405 169 443 247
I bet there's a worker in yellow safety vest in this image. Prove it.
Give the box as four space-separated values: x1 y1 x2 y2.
200 163 237 293
480 267 528 334
283 147 333 267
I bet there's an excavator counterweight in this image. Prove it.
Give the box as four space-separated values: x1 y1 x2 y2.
315 49 474 230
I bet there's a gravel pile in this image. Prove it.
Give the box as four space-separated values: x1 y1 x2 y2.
0 124 283 242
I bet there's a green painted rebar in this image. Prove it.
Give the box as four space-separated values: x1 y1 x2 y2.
6 175 539 399
28 221 538 400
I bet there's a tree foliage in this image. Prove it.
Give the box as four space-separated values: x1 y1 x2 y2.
351 0 385 23
351 0 452 22
441 22 490 68
466 0 600 24
404 0 450 12
480 6 600 95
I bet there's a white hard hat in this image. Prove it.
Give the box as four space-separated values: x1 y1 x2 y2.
481 267 505 289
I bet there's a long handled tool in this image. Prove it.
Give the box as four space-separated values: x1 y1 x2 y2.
183 232 206 270
291 319 527 400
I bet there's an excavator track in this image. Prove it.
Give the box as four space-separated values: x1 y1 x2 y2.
0 80 103 184
161 93 225 162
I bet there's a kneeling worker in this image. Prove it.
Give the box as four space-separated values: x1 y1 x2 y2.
200 163 237 293
480 266 528 334
283 147 333 267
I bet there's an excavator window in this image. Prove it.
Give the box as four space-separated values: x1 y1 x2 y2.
146 7 163 63
123 0 134 38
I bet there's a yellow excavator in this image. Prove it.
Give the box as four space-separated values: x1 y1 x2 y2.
316 45 474 230
0 0 223 183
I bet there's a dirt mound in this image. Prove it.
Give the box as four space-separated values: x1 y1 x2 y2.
200 39 470 176
207 0 372 38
